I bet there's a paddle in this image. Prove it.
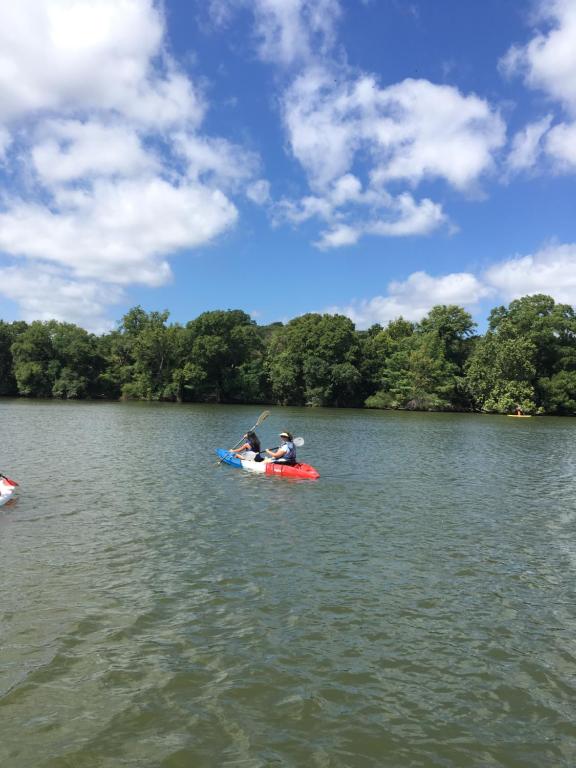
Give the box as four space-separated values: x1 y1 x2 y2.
0 473 19 487
216 410 271 465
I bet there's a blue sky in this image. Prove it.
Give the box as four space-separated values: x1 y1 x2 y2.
0 0 575 333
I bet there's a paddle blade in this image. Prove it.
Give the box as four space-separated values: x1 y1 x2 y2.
255 410 270 427
293 436 305 447
0 475 18 487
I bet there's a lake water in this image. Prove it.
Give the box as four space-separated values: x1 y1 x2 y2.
1 400 575 767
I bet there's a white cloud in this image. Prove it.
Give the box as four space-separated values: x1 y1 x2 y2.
501 0 576 116
211 1 503 249
501 2 576 178
485 243 576 304
316 224 360 248
0 265 122 333
0 127 11 160
505 115 553 174
330 242 576 329
253 0 341 66
276 170 448 247
330 271 491 328
209 0 341 67
313 192 447 248
246 179 271 204
0 0 260 327
368 194 447 237
0 178 237 286
284 68 505 191
31 119 158 184
277 67 503 246
545 121 576 170
0 0 202 128
173 132 259 191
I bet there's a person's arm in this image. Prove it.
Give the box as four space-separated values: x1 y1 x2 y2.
230 442 250 454
266 445 287 459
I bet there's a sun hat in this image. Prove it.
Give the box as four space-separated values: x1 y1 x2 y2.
279 431 291 438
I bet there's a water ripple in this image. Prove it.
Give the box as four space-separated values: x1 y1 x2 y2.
1 403 576 766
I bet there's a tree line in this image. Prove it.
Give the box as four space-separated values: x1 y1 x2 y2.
1 294 575 414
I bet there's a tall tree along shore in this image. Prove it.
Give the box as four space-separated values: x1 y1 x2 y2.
1 294 575 415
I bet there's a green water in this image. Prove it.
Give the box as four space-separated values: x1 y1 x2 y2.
1 400 575 767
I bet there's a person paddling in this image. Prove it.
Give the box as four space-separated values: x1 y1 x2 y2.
266 431 297 465
229 431 261 460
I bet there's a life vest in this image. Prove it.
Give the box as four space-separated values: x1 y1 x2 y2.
280 440 296 462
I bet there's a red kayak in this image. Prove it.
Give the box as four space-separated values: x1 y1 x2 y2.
264 461 320 480
216 449 320 479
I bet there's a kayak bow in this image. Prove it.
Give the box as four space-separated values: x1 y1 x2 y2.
0 476 17 507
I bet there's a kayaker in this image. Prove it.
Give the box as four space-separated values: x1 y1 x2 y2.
266 431 297 465
515 404 524 415
230 431 261 459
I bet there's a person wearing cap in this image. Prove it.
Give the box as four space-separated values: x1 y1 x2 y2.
265 431 297 465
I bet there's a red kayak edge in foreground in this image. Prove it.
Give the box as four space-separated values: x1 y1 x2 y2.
264 461 320 480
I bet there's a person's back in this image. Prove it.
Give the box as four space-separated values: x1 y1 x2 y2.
230 430 261 460
246 431 261 453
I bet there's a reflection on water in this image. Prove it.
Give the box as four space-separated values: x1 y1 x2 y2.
1 400 576 767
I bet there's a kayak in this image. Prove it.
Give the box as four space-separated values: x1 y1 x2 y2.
0 476 17 506
216 449 320 480
507 414 532 418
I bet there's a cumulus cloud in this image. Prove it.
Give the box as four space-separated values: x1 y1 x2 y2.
329 271 491 328
209 0 341 67
0 178 237 285
31 119 158 184
275 66 505 246
276 171 449 246
505 115 553 174
330 243 576 329
0 0 262 327
173 132 260 191
246 179 271 204
0 265 123 334
545 121 576 170
312 192 447 248
0 127 11 161
0 0 203 128
485 243 576 304
276 66 506 247
284 68 505 192
501 0 576 177
501 0 576 116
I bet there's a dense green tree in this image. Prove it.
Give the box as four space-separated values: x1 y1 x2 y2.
1 293 575 414
466 295 576 413
488 294 576 380
11 322 56 397
0 321 26 395
365 308 474 410
364 318 414 408
466 335 537 413
539 371 576 415
118 308 178 400
49 322 103 398
266 313 362 406
183 310 264 402
11 320 102 399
